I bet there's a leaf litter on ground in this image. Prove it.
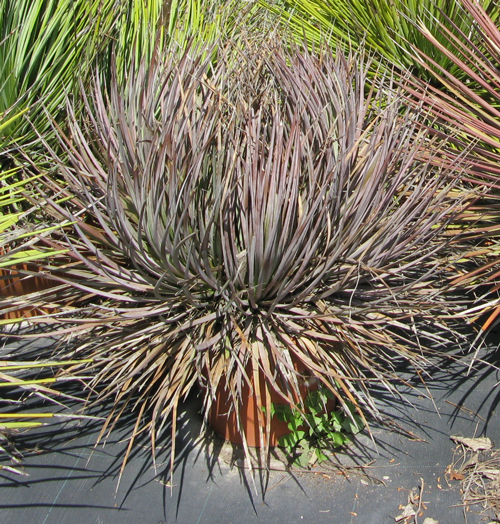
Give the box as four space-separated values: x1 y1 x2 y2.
448 435 500 521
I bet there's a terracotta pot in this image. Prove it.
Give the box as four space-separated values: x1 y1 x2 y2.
207 359 335 447
0 263 56 320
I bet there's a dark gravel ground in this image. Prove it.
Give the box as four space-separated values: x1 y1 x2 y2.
1 333 499 524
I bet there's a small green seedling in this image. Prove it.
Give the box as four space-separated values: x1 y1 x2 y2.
271 388 364 468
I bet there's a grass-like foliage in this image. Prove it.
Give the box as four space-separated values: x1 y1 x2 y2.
0 0 165 156
32 41 472 475
260 0 499 83
400 0 500 330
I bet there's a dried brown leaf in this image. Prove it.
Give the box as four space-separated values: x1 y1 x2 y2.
451 436 493 452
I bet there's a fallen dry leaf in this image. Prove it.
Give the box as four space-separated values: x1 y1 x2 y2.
395 504 416 522
450 436 492 452
449 470 465 481
422 519 439 524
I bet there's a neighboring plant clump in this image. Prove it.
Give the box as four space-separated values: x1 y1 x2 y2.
0 0 166 155
0 355 94 476
260 0 500 83
401 0 500 332
23 37 478 479
272 389 364 468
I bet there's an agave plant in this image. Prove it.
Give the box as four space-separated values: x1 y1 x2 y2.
259 0 499 83
27 41 475 478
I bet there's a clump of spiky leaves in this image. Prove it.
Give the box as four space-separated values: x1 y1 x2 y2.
399 0 500 331
0 0 166 157
259 0 499 83
31 41 473 477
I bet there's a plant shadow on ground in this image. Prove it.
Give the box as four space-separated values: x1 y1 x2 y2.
1 321 499 518
440 326 500 435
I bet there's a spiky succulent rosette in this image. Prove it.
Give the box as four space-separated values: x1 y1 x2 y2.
32 41 473 469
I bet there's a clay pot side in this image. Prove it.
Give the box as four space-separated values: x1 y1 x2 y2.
0 264 56 320
208 370 291 447
208 361 336 448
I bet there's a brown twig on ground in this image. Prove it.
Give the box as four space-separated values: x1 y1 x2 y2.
414 477 424 524
444 400 486 422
